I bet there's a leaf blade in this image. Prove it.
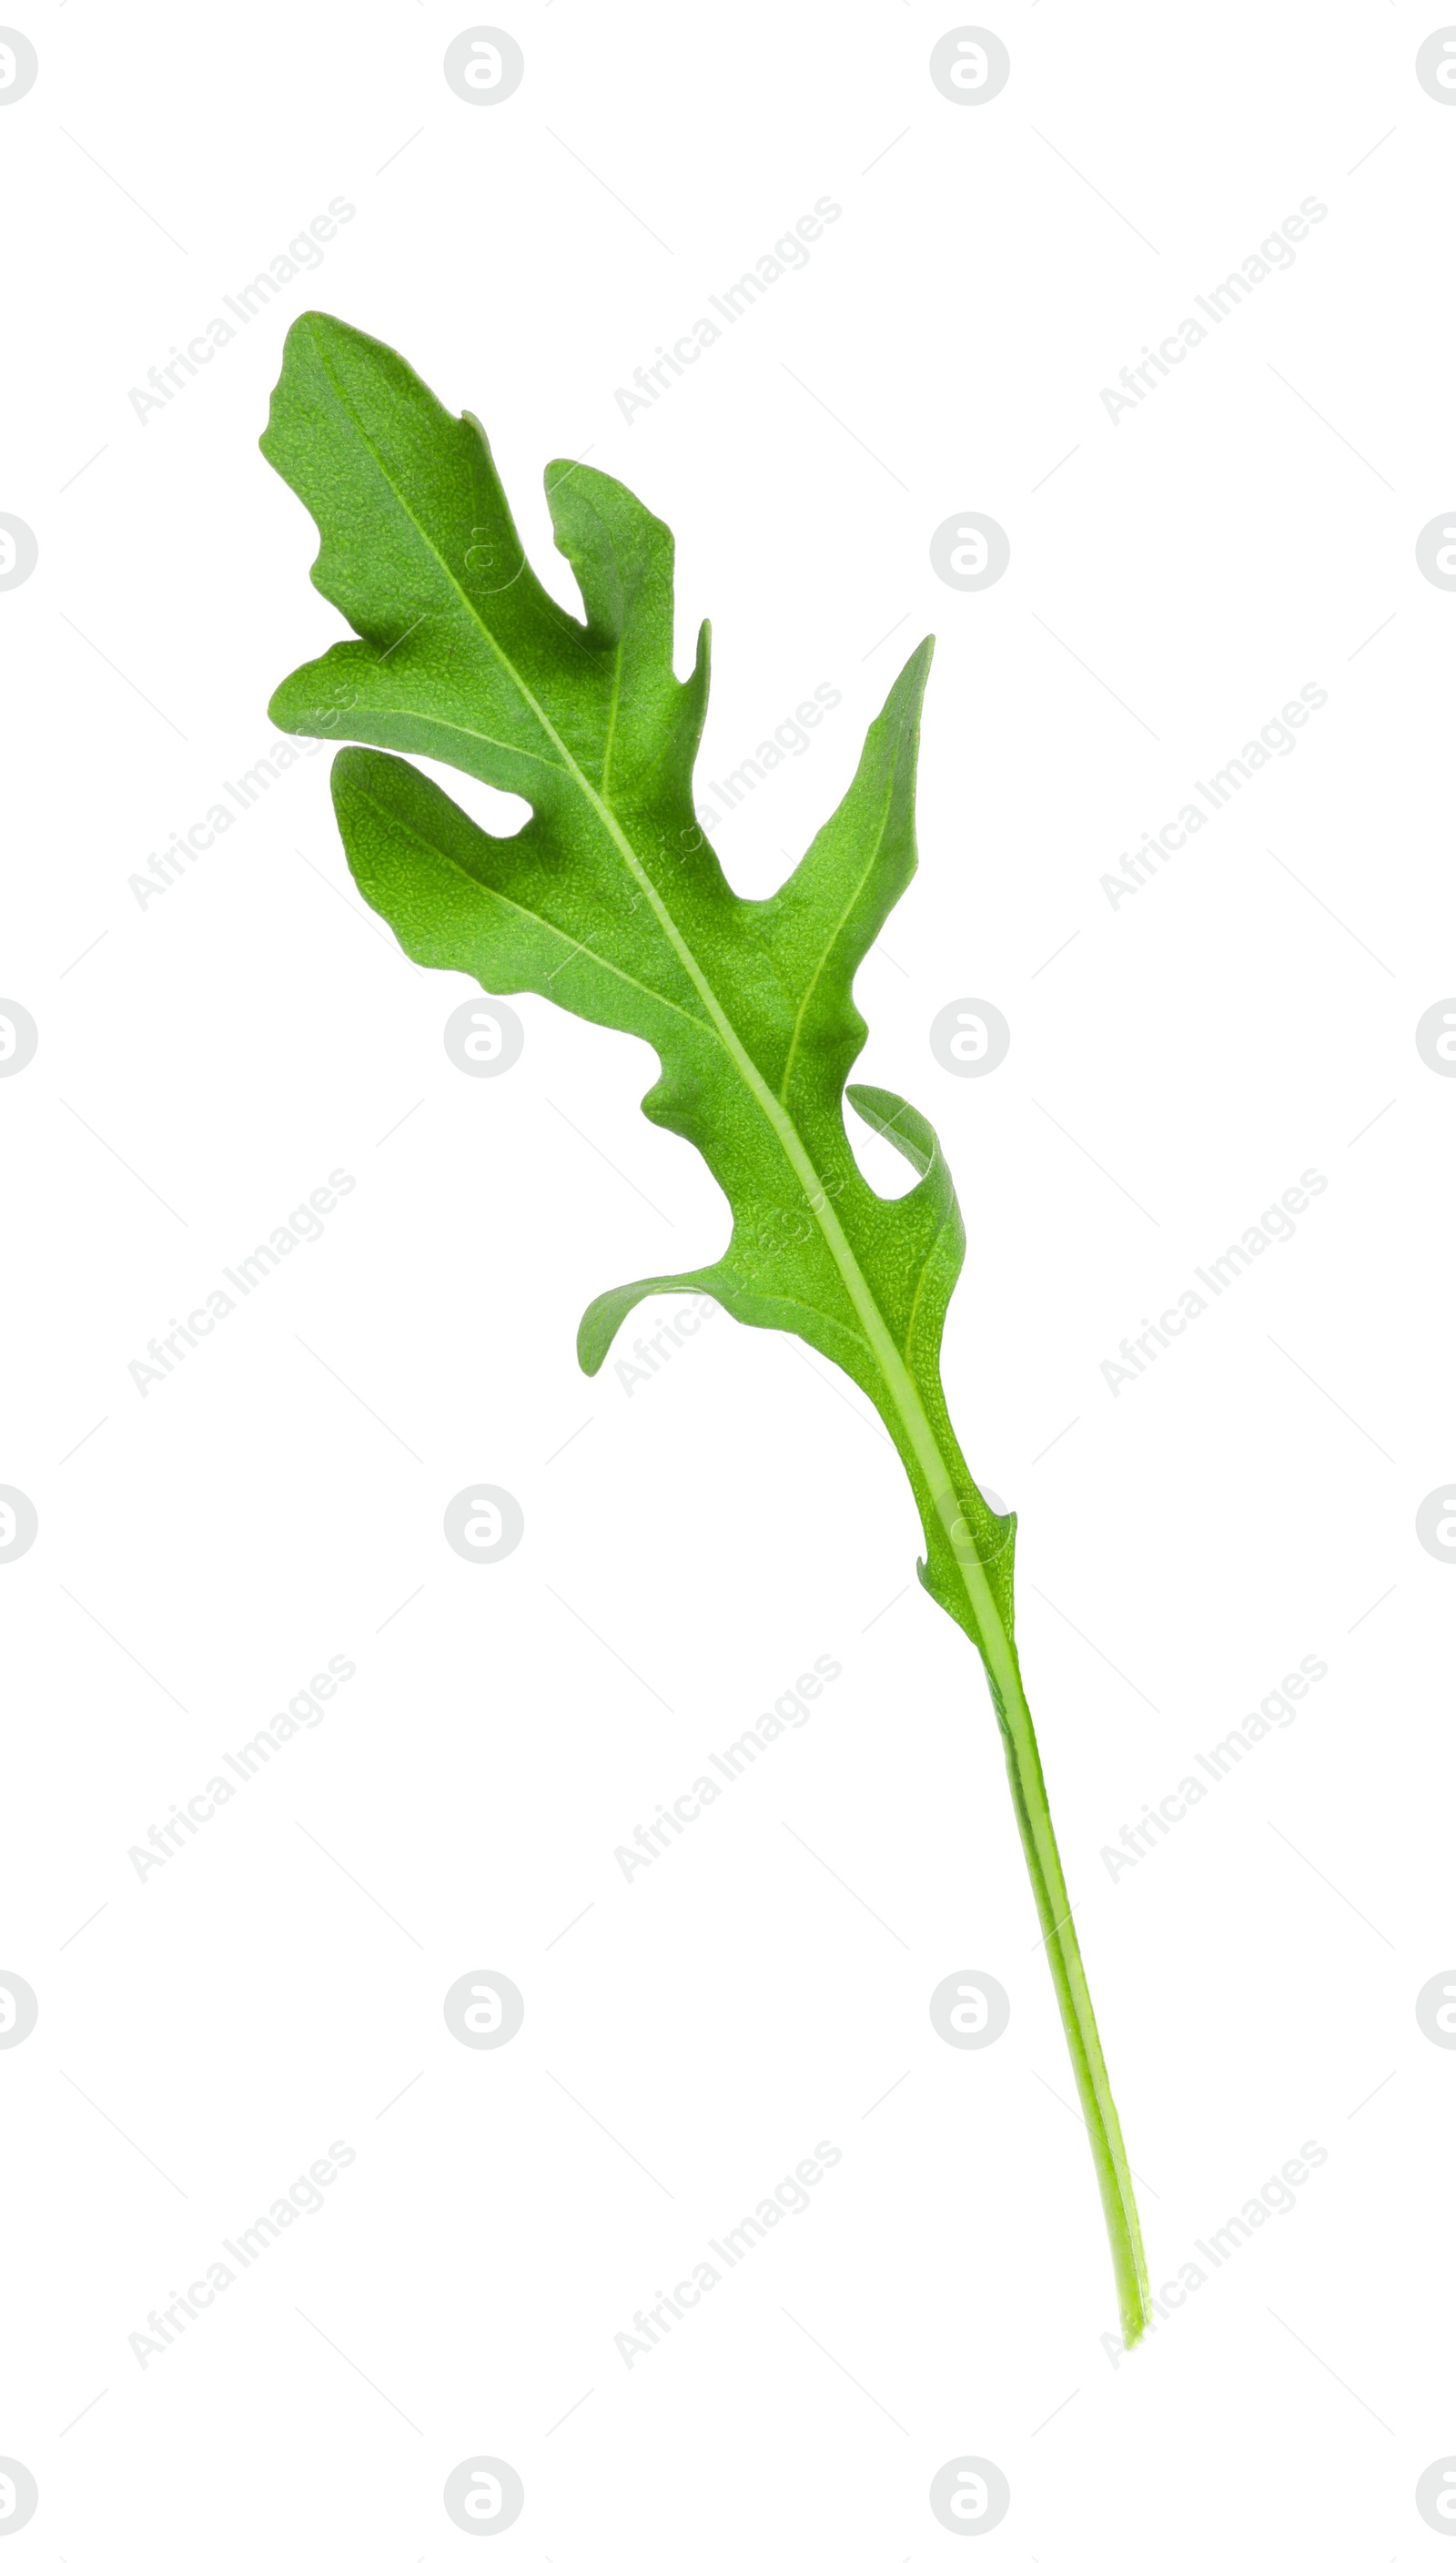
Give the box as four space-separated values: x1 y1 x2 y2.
267 310 1008 1638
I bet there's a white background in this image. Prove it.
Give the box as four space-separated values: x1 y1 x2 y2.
3 2 1455 2554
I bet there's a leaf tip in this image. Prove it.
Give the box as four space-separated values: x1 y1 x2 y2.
327 742 373 804
899 631 936 697
265 677 298 733
575 1291 617 1378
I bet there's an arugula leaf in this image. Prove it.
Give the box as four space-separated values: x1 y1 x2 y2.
263 310 1152 2347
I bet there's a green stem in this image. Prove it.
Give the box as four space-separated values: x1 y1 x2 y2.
977 1621 1152 2347
540 762 1149 2339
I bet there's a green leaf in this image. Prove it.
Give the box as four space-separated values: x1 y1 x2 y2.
263 309 1152 2349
